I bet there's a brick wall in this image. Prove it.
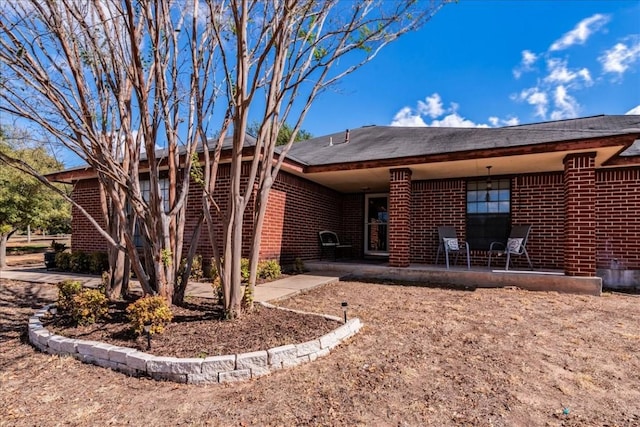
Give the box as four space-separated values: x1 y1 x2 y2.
70 162 640 274
596 167 640 270
410 179 466 265
70 179 108 253
564 153 597 276
511 173 564 270
261 171 343 263
389 168 412 267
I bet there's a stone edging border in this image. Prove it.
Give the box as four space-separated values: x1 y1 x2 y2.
27 301 362 385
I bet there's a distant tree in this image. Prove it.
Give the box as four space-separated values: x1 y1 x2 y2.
0 128 68 268
247 121 312 146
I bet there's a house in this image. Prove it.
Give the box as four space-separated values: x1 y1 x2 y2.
49 115 640 286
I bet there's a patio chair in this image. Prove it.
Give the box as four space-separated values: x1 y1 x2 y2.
435 226 470 269
318 230 352 260
488 224 533 270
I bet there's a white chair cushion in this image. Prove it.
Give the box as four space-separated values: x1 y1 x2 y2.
507 238 523 253
443 237 459 251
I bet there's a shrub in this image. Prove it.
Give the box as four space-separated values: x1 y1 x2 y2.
89 252 109 275
126 296 173 335
70 289 109 325
56 280 83 313
69 251 91 273
258 259 281 280
293 257 305 274
189 255 204 281
55 252 71 271
240 258 250 283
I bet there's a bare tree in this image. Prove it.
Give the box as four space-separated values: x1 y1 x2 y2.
204 0 449 317
0 0 221 303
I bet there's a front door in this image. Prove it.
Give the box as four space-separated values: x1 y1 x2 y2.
365 194 389 255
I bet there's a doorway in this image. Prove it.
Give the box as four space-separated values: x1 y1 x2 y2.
365 194 389 256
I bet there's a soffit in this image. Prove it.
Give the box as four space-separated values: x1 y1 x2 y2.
283 145 627 193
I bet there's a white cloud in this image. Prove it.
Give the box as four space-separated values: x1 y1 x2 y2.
599 38 640 74
489 116 520 127
430 113 489 128
417 93 444 118
626 105 640 115
390 107 427 126
513 50 538 79
390 94 517 128
544 58 592 86
550 14 610 51
550 86 580 120
517 87 549 118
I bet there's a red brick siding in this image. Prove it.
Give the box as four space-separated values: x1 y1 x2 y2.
182 163 255 264
410 179 466 264
596 167 640 270
511 173 564 270
70 179 108 253
389 168 412 267
564 153 597 276
261 171 343 262
342 193 364 257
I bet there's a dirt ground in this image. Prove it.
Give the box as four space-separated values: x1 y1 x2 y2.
1 272 639 427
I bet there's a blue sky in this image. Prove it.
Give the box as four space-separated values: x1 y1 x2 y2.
301 0 640 135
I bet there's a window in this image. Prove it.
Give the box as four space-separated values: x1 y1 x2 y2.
134 178 170 247
466 178 511 250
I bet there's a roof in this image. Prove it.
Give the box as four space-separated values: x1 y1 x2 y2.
284 115 640 167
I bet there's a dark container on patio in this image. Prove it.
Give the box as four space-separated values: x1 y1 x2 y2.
44 252 56 269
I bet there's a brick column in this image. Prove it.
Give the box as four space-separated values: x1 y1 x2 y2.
563 152 596 276
389 168 412 267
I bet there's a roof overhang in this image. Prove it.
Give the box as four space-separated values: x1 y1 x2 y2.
281 133 640 193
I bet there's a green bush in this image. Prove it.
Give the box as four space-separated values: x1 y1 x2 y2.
70 289 109 325
89 252 109 275
258 259 281 280
56 280 83 313
240 258 250 283
69 251 91 273
292 257 305 274
126 296 173 335
189 255 204 281
55 252 71 271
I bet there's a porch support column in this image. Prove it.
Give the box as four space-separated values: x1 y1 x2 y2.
563 152 597 276
389 168 412 267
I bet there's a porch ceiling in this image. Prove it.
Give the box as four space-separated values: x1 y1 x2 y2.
285 145 625 193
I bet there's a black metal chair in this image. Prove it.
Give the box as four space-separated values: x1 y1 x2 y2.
318 231 352 260
435 226 470 269
488 224 533 270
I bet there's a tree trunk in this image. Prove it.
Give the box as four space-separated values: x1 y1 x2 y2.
0 233 8 269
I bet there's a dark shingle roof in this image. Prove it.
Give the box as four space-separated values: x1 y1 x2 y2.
285 115 640 166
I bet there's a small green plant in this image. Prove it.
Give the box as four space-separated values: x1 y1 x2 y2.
50 240 67 252
70 289 109 325
89 252 109 275
240 258 250 283
126 296 173 335
257 259 281 280
161 249 172 267
189 255 203 281
69 251 91 273
56 280 83 313
55 252 71 271
293 257 305 274
196 351 208 359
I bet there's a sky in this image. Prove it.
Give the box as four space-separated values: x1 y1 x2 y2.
300 0 640 135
